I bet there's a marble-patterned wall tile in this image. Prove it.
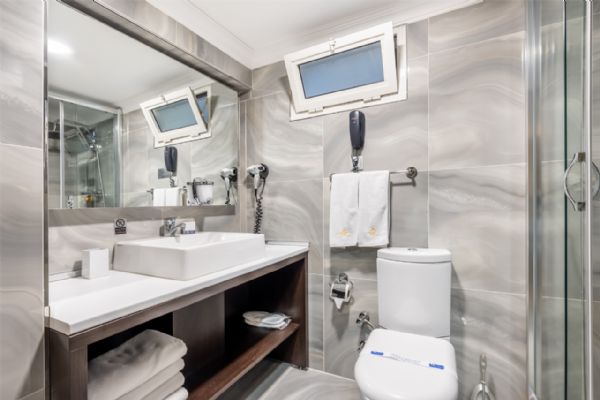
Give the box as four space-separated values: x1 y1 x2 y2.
428 0 524 54
246 179 324 274
246 92 323 182
451 288 526 400
251 61 290 99
593 301 600 398
538 296 565 400
407 20 428 60
566 298 586 399
390 172 429 248
0 0 44 149
0 144 45 398
429 165 527 294
324 277 378 379
309 273 324 370
48 220 162 277
324 56 428 176
429 32 526 170
539 161 567 299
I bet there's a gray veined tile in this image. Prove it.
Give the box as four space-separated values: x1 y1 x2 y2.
428 0 525 54
451 288 526 400
309 273 324 371
538 296 565 400
246 91 323 182
429 31 526 170
429 165 527 294
251 61 291 98
406 19 428 60
389 172 429 248
0 0 44 149
324 56 428 177
324 278 378 379
0 144 45 398
247 179 324 274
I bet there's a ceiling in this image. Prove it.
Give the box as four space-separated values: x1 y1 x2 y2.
148 0 481 69
48 0 206 111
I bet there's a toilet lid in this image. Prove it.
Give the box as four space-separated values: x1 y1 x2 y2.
354 329 458 400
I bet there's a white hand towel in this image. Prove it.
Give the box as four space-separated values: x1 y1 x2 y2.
117 359 184 400
329 173 360 247
164 387 189 400
143 373 185 400
164 187 181 206
88 330 187 400
358 171 390 247
153 188 166 207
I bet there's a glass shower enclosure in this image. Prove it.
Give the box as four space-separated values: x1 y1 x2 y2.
528 1 596 399
47 96 121 208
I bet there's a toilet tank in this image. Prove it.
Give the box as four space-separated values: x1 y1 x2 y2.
377 248 452 338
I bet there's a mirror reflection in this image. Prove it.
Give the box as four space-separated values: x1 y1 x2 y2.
47 0 239 209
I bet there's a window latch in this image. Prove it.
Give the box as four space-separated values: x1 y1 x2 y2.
329 39 336 53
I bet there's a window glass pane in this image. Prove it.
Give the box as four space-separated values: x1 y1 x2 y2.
151 99 197 132
299 42 384 99
195 92 209 124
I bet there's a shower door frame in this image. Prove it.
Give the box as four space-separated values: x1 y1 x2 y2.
47 92 123 209
526 1 595 399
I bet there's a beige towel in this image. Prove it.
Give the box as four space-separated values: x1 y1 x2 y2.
117 359 184 400
88 330 187 400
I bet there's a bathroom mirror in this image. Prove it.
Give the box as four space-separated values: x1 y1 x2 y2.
47 0 239 210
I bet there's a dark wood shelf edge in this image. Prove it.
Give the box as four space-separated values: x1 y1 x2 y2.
188 322 300 400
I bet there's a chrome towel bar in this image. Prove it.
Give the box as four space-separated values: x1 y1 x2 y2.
328 167 418 181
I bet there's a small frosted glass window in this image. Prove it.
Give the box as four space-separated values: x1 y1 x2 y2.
299 42 384 99
151 99 197 132
196 93 209 124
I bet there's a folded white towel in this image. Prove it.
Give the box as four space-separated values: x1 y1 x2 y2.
153 188 166 207
243 311 291 330
88 330 187 400
117 359 184 400
329 173 360 247
144 373 185 400
164 187 181 206
164 387 189 400
358 170 390 247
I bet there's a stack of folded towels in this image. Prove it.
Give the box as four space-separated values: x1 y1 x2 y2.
243 311 291 330
88 329 188 400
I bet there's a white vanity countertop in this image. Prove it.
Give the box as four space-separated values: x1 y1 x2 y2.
49 242 309 335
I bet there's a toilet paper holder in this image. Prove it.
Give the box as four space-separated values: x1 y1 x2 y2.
329 273 354 310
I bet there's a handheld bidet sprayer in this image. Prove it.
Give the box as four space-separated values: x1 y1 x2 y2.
247 164 269 233
220 167 238 205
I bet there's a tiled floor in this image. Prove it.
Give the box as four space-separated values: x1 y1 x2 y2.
219 360 362 400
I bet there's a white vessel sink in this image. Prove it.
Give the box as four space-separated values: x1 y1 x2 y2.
113 233 266 280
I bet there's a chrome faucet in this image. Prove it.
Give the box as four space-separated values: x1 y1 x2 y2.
162 218 186 237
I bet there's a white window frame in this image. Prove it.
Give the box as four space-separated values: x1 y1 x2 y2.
286 23 407 121
285 23 407 121
140 86 210 147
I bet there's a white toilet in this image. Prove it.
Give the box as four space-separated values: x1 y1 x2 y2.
354 248 458 400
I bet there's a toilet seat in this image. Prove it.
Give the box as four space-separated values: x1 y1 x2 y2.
354 329 458 400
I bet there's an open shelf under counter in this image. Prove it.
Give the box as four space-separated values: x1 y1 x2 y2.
48 244 308 400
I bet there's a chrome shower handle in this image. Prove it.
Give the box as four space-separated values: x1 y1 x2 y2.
564 152 585 212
